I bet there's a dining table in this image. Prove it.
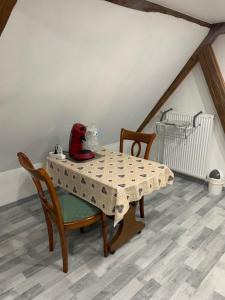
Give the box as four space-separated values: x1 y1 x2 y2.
46 148 174 253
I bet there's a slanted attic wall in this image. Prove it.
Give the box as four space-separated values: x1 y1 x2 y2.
0 0 207 204
146 35 225 176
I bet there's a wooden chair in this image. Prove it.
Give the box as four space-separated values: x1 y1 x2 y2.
17 152 108 273
120 128 156 218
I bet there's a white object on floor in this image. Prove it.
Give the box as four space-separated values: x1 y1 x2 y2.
208 178 224 195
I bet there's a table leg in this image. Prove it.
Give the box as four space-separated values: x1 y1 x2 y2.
108 202 145 253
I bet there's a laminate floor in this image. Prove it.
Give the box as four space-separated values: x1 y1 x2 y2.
1 176 225 300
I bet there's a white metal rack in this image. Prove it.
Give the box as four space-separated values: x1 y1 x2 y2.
156 109 202 139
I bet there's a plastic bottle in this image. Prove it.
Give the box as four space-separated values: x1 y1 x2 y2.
86 124 99 151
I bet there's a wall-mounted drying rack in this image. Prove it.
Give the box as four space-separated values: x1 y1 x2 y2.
156 109 203 139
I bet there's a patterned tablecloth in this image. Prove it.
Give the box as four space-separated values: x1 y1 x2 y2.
46 148 174 225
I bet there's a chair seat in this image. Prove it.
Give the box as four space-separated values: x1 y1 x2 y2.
59 194 100 223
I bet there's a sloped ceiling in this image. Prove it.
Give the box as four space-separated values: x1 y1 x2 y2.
0 0 208 171
150 0 225 23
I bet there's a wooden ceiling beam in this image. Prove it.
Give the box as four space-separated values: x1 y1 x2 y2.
199 45 225 132
200 22 225 46
105 0 211 28
0 0 17 36
137 55 198 132
137 22 225 132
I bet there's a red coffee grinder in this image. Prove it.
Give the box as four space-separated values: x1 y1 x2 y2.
69 123 95 161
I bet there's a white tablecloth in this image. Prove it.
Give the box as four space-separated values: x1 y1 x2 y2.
46 148 174 225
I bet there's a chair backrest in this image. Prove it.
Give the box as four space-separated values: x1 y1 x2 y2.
17 152 63 224
120 128 156 159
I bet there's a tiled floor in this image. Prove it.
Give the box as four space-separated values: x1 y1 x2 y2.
1 176 225 299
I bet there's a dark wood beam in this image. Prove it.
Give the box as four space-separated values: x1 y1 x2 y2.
137 55 198 132
137 22 225 132
105 0 211 28
200 22 225 46
199 45 225 132
0 0 17 36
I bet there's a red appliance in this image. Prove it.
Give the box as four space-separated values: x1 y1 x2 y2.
69 123 95 161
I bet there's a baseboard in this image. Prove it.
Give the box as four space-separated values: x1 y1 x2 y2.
0 162 43 207
0 143 120 207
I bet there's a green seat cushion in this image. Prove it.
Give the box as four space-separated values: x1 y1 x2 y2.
59 194 100 223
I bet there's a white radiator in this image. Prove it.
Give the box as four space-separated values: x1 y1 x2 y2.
156 112 214 179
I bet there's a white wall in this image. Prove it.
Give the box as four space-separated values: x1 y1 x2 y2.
0 162 43 206
0 0 209 205
0 0 207 173
146 35 225 176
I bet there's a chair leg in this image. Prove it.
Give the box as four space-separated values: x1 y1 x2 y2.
44 210 54 251
57 223 68 273
139 196 145 218
101 213 109 257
